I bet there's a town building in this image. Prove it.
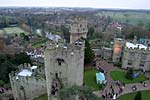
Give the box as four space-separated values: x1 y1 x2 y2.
101 47 113 62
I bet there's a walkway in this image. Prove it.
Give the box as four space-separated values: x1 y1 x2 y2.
94 59 150 99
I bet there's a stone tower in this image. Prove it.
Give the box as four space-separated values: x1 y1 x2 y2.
44 41 85 100
69 16 88 44
112 38 125 62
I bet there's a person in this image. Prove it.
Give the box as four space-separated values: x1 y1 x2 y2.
132 85 137 91
144 82 147 87
113 94 116 100
102 94 105 99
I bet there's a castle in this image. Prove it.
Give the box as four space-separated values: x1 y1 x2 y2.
112 37 150 71
9 16 88 100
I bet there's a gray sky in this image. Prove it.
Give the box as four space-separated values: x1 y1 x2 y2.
0 0 150 9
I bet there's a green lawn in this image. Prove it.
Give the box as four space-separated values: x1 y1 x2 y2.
33 94 47 100
31 39 48 48
95 11 150 26
110 70 146 84
3 27 29 35
118 90 150 100
84 68 100 90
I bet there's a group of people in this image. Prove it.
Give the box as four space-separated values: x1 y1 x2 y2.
51 80 59 96
101 86 118 100
101 81 126 100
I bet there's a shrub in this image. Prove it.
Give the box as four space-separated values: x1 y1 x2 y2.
113 62 122 67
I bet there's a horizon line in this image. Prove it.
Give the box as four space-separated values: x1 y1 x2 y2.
0 6 150 11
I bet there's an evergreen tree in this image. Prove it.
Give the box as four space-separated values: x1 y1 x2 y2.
126 68 134 80
134 91 142 100
84 39 95 65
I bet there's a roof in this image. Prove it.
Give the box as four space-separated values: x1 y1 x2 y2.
16 65 38 79
18 69 32 77
31 65 38 70
126 42 148 50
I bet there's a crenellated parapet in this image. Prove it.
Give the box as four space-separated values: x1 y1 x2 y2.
9 63 47 100
124 46 150 53
45 40 85 60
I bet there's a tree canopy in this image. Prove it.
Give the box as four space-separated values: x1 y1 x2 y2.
58 85 100 100
134 91 142 100
84 39 95 64
0 53 31 83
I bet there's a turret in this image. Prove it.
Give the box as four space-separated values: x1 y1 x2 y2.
69 16 88 44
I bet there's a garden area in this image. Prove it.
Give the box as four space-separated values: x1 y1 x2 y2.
3 27 29 36
84 68 102 90
110 70 147 84
118 90 150 100
31 38 48 48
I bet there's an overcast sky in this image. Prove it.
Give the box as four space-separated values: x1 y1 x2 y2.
0 0 150 10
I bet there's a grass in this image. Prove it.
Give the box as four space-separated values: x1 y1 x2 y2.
3 27 29 35
84 68 100 90
33 94 47 100
118 90 150 100
31 39 48 48
96 11 150 26
110 70 146 84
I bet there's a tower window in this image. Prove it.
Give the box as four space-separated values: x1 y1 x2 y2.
128 60 132 65
80 24 82 27
140 61 145 67
56 58 65 66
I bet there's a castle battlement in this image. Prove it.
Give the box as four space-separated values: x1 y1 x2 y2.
9 63 46 82
46 40 85 52
124 47 150 53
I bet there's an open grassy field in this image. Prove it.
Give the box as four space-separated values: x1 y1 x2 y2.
96 11 150 26
31 38 48 48
84 68 100 90
110 70 146 84
118 90 150 100
3 27 29 35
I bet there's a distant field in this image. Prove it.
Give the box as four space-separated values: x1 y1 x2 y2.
96 11 150 26
3 27 29 35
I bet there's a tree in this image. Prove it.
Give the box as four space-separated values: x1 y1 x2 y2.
12 52 31 65
0 80 5 86
24 35 30 41
87 27 94 39
126 68 134 80
61 25 70 43
58 85 100 100
134 91 142 100
84 39 95 65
